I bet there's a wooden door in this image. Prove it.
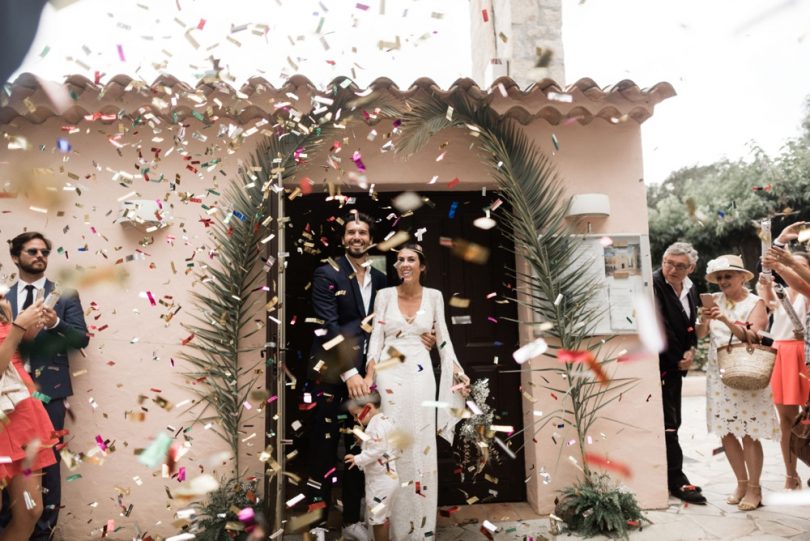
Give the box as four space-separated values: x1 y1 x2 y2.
284 191 525 505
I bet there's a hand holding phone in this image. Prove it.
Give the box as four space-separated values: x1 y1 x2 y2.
699 293 716 308
43 291 60 309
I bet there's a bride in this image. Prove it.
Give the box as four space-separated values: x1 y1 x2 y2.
364 243 470 540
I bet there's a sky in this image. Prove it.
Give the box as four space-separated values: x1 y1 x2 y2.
9 0 810 185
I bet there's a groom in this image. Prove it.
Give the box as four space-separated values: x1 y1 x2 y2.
306 212 432 540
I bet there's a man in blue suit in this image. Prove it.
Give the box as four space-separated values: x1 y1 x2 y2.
6 231 89 540
305 212 431 540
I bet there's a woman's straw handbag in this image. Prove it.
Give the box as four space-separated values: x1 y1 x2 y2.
790 406 810 468
716 332 776 390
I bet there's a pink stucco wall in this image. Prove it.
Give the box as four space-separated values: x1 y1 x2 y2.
0 84 667 538
0 115 268 540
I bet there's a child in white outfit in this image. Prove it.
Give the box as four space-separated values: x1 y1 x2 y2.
345 392 398 541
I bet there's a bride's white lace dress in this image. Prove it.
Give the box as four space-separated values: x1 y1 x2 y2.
367 287 464 540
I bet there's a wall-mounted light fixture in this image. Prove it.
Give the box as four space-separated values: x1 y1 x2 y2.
115 199 172 232
566 193 611 219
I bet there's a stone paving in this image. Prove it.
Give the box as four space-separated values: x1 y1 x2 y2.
435 391 810 541
289 385 810 540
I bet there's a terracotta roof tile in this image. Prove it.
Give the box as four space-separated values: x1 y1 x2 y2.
0 73 675 126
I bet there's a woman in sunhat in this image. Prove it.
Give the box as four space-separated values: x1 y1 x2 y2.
697 255 778 511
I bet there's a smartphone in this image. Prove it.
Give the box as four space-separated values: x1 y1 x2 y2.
43 291 60 309
699 293 716 308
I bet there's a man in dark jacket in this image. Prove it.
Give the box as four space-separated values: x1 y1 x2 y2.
6 231 89 539
653 241 706 505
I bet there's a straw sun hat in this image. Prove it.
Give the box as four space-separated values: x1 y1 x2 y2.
705 254 755 284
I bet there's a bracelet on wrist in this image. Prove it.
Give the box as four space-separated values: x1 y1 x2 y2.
11 322 27 333
773 239 786 248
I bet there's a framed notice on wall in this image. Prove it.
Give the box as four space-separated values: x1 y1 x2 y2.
569 234 654 335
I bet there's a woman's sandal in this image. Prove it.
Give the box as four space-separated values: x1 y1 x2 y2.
738 484 763 511
785 475 801 490
727 480 748 505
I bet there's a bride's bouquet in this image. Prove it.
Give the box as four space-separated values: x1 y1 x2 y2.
457 378 501 478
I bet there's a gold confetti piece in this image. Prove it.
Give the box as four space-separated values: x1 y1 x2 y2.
450 239 489 264
449 296 470 308
360 313 375 333
377 230 409 251
322 334 345 351
352 427 370 442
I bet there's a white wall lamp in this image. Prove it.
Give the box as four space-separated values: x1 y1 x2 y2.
115 199 172 233
566 193 611 233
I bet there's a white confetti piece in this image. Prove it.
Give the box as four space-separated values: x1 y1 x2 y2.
512 338 548 364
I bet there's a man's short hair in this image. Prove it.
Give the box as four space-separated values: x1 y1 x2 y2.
9 231 52 257
663 242 698 266
342 211 375 237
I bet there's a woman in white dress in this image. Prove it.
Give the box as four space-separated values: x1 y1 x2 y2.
697 255 778 511
364 244 469 540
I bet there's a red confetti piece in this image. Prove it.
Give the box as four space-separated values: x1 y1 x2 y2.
197 18 206 30
181 334 195 346
482 8 489 22
558 350 608 384
584 452 632 478
448 177 460 189
308 501 327 512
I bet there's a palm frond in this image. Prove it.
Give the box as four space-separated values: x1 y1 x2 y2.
397 92 641 487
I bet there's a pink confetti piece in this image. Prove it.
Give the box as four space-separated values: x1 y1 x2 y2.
356 2 369 10
116 44 126 62
197 18 206 30
351 150 366 172
178 466 186 481
323 466 336 479
95 435 108 452
146 291 156 306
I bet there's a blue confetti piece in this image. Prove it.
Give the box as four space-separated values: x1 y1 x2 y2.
448 201 458 219
718 210 725 218
417 364 424 372
56 138 71 153
232 210 248 222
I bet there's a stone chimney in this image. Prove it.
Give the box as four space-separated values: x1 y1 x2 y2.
469 0 565 88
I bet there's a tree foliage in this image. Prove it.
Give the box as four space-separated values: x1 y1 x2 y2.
648 104 810 291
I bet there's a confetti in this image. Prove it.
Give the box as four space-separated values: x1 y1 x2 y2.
558 349 608 384
512 338 548 364
584 452 632 478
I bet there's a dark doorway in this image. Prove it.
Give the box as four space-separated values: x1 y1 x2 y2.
284 191 525 505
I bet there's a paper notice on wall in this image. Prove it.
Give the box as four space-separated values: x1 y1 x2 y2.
608 285 636 331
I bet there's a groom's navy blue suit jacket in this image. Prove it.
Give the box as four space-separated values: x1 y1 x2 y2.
308 255 387 384
7 280 89 399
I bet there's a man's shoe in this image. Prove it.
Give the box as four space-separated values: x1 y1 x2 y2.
342 522 370 541
671 485 707 505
